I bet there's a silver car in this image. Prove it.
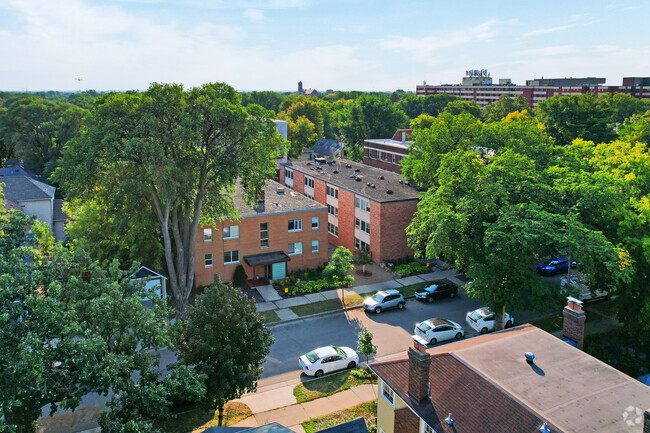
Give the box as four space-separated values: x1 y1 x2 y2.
363 289 405 314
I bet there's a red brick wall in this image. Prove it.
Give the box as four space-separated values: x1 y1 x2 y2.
293 171 305 195
363 157 402 174
377 199 418 261
194 208 328 287
314 178 326 204
394 407 419 433
279 166 285 185
334 186 356 253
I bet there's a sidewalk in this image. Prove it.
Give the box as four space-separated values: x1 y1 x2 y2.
256 266 465 323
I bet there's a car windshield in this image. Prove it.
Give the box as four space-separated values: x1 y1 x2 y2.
372 293 385 302
333 347 346 357
305 351 319 363
418 322 432 332
468 311 483 321
425 285 437 292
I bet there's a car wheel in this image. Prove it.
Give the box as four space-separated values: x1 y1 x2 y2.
397 302 404 310
315 370 324 378
455 332 462 339
374 307 382 314
427 297 434 303
505 320 513 328
347 361 356 369
480 327 488 334
429 338 437 345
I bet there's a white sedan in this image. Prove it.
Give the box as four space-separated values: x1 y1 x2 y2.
414 318 464 345
298 346 359 377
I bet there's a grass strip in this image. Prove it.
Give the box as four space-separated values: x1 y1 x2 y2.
293 367 377 403
291 298 343 317
155 401 251 433
302 401 377 433
260 310 281 324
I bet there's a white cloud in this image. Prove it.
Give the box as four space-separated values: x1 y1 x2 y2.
512 45 578 57
243 9 264 22
523 25 572 37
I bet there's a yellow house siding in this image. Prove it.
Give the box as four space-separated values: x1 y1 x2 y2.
376 379 408 433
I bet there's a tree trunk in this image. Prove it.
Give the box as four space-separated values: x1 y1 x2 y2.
494 304 506 331
217 403 225 426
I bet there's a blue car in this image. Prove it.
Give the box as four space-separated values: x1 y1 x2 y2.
537 258 575 276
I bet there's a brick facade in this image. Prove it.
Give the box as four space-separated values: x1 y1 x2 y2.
363 141 409 175
377 199 417 260
407 347 432 402
194 208 328 286
644 408 650 433
394 407 419 433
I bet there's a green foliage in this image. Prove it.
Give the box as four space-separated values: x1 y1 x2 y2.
338 95 409 161
398 94 460 119
442 99 482 118
395 262 429 277
173 281 273 426
240 91 284 113
324 246 355 280
618 110 650 145
233 264 248 286
357 327 377 363
483 94 531 123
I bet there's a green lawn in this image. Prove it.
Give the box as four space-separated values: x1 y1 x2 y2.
291 298 343 317
260 310 281 324
154 401 251 433
302 401 377 433
293 367 377 403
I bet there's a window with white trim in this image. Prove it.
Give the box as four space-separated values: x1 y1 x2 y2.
288 242 302 255
392 154 396 163
355 218 370 234
285 168 293 179
326 185 338 198
328 222 338 237
260 222 269 248
327 204 338 217
203 228 212 242
288 219 302 232
312 240 319 253
223 250 239 264
378 151 384 160
223 225 239 239
368 149 373 158
304 176 314 188
381 381 394 406
312 217 319 229
422 422 436 433
204 254 213 268
355 238 370 251
355 197 370 212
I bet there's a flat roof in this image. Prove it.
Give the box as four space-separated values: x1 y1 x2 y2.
281 159 419 203
363 139 411 150
233 180 326 218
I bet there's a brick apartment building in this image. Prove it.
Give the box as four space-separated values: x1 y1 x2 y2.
194 180 328 286
363 129 412 174
416 72 650 108
279 159 419 263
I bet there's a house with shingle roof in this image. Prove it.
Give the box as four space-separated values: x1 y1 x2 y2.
371 299 650 433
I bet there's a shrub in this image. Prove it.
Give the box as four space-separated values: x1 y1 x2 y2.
395 262 429 277
233 265 248 286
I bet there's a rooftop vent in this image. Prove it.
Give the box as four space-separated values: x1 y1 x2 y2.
316 166 323 170
525 352 535 363
539 423 550 433
345 164 351 168
354 169 360 173
405 181 410 186
274 202 282 207
277 187 285 194
315 157 327 164
399 180 403 184
350 175 356 178
306 162 312 166
367 182 371 187
445 413 453 426
371 184 375 188
379 176 384 180
333 170 339 174
386 190 394 195
355 177 362 182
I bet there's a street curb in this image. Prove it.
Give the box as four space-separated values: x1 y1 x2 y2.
266 295 418 328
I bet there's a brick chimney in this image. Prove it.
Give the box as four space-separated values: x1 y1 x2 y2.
256 189 265 213
644 408 650 433
408 335 431 402
563 297 586 350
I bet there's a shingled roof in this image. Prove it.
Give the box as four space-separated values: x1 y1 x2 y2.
311 138 344 158
0 176 52 201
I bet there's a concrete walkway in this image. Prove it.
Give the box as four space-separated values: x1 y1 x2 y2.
225 383 378 433
256 268 464 315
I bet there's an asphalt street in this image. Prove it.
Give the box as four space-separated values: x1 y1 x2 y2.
260 292 485 388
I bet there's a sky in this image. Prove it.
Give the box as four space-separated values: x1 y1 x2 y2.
1 0 649 92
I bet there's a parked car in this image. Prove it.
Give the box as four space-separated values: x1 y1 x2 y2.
536 258 577 276
560 274 610 302
466 307 514 334
414 318 464 345
414 282 458 303
298 346 359 377
363 289 405 314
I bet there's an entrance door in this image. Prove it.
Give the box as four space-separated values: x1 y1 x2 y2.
271 262 286 280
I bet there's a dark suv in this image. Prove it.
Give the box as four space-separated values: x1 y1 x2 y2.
414 282 458 303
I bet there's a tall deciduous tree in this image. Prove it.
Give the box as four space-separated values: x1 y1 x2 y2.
338 95 408 161
483 94 531 123
54 82 286 316
173 282 273 426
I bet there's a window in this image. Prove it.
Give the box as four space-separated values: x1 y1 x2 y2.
304 176 314 188
204 254 213 268
223 250 239 264
328 222 339 237
355 218 370 234
288 219 302 232
355 238 369 251
381 381 394 406
285 168 293 179
312 240 319 253
288 242 302 255
326 185 338 198
306 194 314 200
203 228 212 242
378 151 383 160
355 197 370 212
327 204 338 217
311 217 319 229
392 154 396 163
223 225 239 239
422 423 436 433
368 149 373 158
260 222 269 248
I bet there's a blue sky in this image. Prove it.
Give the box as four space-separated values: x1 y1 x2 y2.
1 0 648 92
